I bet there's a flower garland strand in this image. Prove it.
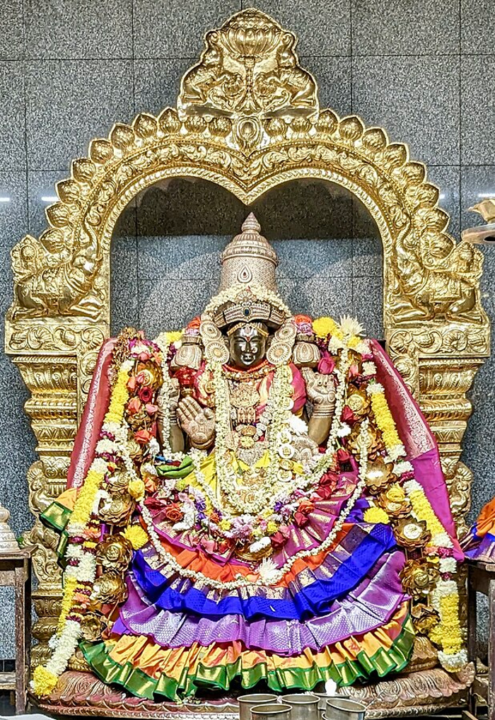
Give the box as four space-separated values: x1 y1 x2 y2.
365 378 465 672
32 358 134 697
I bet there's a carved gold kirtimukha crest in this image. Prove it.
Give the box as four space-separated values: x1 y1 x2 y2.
179 9 318 122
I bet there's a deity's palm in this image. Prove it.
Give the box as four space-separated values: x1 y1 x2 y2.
177 397 216 446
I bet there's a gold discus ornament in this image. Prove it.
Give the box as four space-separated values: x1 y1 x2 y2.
267 341 293 366
200 319 222 341
205 340 230 365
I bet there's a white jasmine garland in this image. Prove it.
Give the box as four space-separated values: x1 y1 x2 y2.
366 382 385 395
153 334 188 465
249 537 272 553
42 620 81 679
362 361 377 376
65 553 96 584
431 531 454 549
96 438 119 455
438 648 468 671
435 579 458 598
439 557 457 574
385 445 407 462
403 478 422 494
64 545 83 560
91 458 109 474
355 341 370 356
328 336 344 354
66 522 87 538
393 460 414 475
102 421 121 435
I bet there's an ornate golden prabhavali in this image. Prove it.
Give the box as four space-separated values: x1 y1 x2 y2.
5 8 490 715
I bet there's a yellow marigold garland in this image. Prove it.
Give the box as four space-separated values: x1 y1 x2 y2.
404 480 447 541
69 469 105 527
56 576 78 634
122 525 149 550
365 381 465 670
32 356 135 697
104 365 131 426
369 389 403 452
438 591 463 654
364 506 390 524
32 666 59 697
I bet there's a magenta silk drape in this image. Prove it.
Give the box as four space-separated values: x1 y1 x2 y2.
371 340 461 556
67 338 116 490
66 335 460 555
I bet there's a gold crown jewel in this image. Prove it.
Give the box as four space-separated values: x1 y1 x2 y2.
219 213 279 292
213 288 286 329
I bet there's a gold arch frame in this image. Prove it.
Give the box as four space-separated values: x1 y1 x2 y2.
5 8 489 672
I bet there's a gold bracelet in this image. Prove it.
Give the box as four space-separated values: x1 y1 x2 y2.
191 437 215 450
311 403 335 418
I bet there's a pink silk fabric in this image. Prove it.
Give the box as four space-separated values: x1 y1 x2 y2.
371 340 461 555
67 338 116 489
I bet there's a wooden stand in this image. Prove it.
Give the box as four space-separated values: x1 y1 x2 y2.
0 549 32 714
467 558 495 720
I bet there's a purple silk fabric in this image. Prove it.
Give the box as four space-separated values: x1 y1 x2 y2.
371 340 461 557
114 550 407 655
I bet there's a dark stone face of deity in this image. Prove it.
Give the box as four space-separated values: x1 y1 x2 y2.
228 323 268 369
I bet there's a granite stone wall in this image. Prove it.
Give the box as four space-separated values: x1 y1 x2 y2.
0 0 493 658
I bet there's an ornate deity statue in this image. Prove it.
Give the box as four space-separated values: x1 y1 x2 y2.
33 214 466 700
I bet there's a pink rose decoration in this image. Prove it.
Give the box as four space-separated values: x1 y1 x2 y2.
138 386 154 403
127 397 142 415
341 406 356 424
348 363 360 378
317 351 335 375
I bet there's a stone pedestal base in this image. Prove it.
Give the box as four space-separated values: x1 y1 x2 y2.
34 665 475 719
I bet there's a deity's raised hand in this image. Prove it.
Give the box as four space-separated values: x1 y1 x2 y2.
301 367 336 408
177 396 216 448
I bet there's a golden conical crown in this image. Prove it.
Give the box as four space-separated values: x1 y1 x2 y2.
219 213 278 292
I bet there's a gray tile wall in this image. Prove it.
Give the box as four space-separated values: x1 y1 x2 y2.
0 0 493 658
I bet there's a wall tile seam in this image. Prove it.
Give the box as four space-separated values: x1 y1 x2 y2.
15 53 494 62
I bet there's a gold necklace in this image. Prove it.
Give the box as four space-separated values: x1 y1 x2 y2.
222 361 272 381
